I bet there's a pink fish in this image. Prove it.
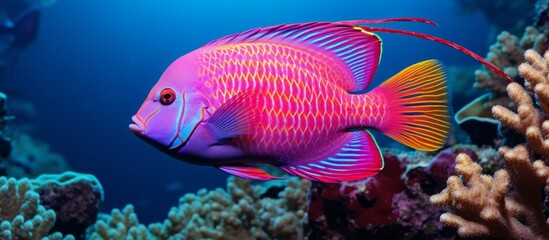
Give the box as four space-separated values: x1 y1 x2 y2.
129 18 512 182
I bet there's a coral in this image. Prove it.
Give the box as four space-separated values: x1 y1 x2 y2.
308 149 458 239
87 176 310 240
0 176 74 240
150 176 309 239
432 49 549 239
474 26 546 109
431 151 549 239
6 134 69 178
493 50 549 158
306 146 502 240
32 171 104 238
87 205 150 240
307 152 407 239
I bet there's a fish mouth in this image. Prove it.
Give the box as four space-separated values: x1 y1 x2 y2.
129 115 145 134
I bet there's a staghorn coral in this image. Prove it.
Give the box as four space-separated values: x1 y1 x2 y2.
0 176 74 240
431 49 549 239
431 150 549 239
87 176 310 240
493 49 549 158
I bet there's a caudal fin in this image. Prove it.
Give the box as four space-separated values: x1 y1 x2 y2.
372 59 451 151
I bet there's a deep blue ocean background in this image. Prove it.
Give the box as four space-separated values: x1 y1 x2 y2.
3 0 509 223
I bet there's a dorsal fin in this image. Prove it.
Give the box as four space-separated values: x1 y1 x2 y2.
204 22 382 91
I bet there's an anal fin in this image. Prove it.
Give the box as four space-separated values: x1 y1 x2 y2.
280 130 384 183
218 165 279 181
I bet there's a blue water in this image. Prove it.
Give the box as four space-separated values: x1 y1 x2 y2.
5 0 494 223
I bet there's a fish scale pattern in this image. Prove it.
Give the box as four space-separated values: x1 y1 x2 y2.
197 43 385 161
349 93 386 130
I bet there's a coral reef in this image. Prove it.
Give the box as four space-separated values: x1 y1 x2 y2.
0 176 74 240
87 176 310 240
459 23 547 146
32 172 103 238
431 151 549 239
474 26 546 109
87 205 150 239
306 147 501 240
6 133 69 178
431 49 549 239
307 152 406 239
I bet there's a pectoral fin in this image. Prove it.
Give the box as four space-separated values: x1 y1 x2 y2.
218 165 279 181
205 90 262 140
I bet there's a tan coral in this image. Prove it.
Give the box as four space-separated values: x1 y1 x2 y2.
0 177 74 240
493 49 549 159
431 150 549 239
433 48 549 239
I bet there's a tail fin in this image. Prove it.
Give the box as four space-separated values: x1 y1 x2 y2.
372 59 451 151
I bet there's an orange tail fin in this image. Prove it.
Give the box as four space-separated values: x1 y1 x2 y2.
371 59 451 151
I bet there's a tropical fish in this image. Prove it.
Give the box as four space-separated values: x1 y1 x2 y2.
129 18 512 183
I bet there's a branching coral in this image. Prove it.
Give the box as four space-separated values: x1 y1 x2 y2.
431 49 549 239
493 49 549 158
88 205 150 239
431 152 548 239
0 176 74 240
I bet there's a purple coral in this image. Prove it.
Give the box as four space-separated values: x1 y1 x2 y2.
31 172 104 238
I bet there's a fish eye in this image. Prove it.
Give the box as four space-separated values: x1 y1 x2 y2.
160 88 176 105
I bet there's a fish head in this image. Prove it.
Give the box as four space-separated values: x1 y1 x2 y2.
129 54 209 151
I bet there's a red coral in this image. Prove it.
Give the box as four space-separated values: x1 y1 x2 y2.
307 153 405 239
